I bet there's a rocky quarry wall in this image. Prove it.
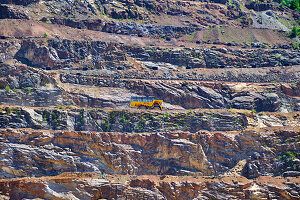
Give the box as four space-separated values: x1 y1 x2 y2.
0 0 299 199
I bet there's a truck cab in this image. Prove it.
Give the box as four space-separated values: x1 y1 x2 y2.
130 96 163 110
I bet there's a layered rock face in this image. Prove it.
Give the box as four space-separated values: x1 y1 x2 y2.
0 0 299 199
0 107 249 132
0 127 299 179
59 74 300 112
1 39 299 70
1 173 299 200
1 63 299 112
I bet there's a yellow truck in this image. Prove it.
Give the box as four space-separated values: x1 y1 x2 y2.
130 96 163 110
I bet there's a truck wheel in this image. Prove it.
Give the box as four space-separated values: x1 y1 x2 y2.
139 105 147 109
153 105 161 110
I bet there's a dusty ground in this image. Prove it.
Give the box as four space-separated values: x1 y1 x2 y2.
0 19 293 48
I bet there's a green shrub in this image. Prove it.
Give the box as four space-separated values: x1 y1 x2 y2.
5 85 10 91
286 151 296 159
210 110 215 118
291 26 300 38
228 109 235 114
280 0 299 10
121 114 126 122
290 0 299 10
5 107 11 115
26 88 32 94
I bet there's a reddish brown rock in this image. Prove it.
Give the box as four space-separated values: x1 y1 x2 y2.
0 174 299 200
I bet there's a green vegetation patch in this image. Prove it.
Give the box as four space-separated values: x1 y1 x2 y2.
280 0 300 11
291 26 300 38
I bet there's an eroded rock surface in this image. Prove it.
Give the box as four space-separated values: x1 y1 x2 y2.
0 0 299 199
2 39 299 70
0 127 299 179
0 173 299 200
